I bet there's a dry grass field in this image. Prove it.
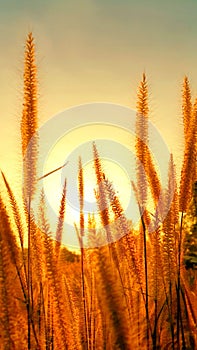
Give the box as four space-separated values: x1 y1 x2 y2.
0 33 197 350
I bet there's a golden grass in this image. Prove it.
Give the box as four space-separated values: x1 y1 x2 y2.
0 33 197 350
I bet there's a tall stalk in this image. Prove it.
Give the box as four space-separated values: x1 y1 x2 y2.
178 76 197 347
21 32 38 349
135 73 150 349
78 157 89 349
177 211 184 348
141 209 150 349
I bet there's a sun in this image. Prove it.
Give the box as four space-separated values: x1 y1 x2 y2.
32 121 142 248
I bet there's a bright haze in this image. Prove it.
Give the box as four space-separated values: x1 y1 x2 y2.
0 0 197 248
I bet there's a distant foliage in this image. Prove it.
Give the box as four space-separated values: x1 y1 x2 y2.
184 181 197 270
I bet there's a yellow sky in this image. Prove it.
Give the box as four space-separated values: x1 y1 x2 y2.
0 0 197 249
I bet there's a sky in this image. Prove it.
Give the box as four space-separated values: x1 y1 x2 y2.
0 0 197 248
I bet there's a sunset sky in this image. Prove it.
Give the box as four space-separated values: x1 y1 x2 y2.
0 0 197 248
